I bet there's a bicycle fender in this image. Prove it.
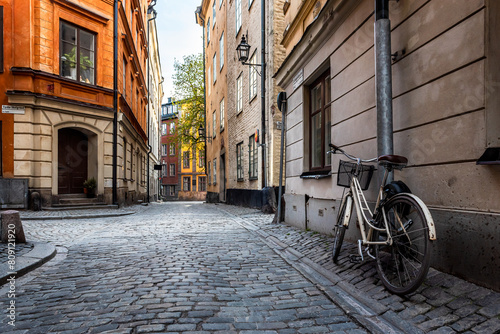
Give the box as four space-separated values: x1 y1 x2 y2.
394 193 437 241
343 196 353 227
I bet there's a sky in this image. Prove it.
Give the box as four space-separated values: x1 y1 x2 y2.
154 0 203 103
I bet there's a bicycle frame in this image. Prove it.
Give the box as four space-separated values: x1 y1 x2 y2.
342 166 393 247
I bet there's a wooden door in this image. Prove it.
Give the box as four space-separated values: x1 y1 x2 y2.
58 128 88 194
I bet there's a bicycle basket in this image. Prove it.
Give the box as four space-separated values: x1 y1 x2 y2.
337 160 375 190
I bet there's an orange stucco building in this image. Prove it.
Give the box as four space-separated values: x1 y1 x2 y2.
0 0 160 208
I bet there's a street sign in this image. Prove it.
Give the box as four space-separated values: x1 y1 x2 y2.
2 105 25 114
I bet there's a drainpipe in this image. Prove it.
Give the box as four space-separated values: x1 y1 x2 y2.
146 3 158 203
277 92 287 223
112 0 119 205
375 0 394 182
261 0 267 189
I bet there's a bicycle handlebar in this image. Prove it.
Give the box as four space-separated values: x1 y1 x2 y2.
328 143 377 163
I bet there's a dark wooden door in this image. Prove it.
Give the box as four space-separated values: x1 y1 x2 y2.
58 128 88 194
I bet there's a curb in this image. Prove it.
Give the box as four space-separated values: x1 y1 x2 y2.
20 211 135 221
0 242 57 285
220 208 423 334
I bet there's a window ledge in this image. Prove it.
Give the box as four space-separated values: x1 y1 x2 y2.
300 170 331 179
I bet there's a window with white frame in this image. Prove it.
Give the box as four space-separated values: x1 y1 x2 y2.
249 52 257 99
162 144 167 156
162 123 167 135
208 161 212 185
207 18 210 44
169 122 175 134
249 134 257 179
220 98 225 131
213 0 216 27
212 110 216 138
237 142 243 181
235 0 241 34
213 158 217 185
170 163 176 176
169 185 175 196
183 176 191 191
169 143 175 156
198 150 205 168
237 73 243 113
213 53 217 83
220 32 224 70
162 164 168 177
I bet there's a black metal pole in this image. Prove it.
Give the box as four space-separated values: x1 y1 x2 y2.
261 0 266 189
112 0 118 205
375 0 393 182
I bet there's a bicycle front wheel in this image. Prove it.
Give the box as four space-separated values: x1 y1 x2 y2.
374 193 432 295
332 195 351 263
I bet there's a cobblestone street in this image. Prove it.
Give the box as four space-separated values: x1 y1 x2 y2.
0 203 368 334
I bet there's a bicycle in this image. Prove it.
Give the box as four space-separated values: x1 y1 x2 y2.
328 143 437 295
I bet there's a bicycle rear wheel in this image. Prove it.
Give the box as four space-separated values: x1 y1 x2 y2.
374 193 432 295
332 195 351 263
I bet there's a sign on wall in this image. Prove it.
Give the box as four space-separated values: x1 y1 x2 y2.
2 106 25 114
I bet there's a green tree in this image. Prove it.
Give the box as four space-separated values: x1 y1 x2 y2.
172 54 205 151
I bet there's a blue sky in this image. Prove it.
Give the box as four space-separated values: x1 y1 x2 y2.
154 0 203 103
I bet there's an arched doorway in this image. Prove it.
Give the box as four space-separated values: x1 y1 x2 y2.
58 128 88 194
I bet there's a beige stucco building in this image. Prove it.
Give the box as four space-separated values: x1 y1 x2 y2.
275 0 500 291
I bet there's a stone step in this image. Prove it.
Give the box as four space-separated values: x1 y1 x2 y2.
59 197 101 205
43 204 118 211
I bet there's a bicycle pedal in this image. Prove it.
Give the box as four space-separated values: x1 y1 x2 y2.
349 254 363 264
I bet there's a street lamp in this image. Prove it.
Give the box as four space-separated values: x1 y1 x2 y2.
236 35 251 63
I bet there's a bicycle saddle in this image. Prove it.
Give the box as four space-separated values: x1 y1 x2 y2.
378 155 408 168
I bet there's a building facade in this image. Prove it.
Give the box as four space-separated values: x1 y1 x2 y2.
275 0 500 291
0 0 162 208
160 99 180 199
197 0 286 208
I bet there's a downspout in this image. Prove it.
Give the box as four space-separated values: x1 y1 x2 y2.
261 0 267 189
277 92 286 223
146 2 158 203
375 0 394 182
112 0 118 205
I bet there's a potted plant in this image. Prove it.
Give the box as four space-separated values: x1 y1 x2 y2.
83 177 97 198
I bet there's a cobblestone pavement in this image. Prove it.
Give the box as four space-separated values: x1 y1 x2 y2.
0 202 369 334
214 204 500 334
0 243 34 258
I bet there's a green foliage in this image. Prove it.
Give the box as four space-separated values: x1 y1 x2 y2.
171 54 205 152
83 177 97 190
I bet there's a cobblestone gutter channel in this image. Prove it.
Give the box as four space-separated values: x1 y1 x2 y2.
214 204 500 334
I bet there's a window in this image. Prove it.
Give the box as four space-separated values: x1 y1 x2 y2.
169 185 175 196
183 177 191 191
199 176 207 191
309 71 332 170
207 67 211 96
169 122 175 134
235 0 242 33
130 75 134 103
249 52 258 99
169 143 176 156
220 32 224 70
162 164 168 177
162 123 167 135
236 73 243 113
212 110 217 138
123 58 127 99
170 163 176 176
213 0 216 27
123 138 127 178
249 135 258 179
162 144 167 156
213 159 217 185
237 142 243 181
208 161 212 185
220 98 225 131
207 19 210 44
183 151 190 168
130 143 133 179
60 21 95 84
199 150 205 168
213 53 217 83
